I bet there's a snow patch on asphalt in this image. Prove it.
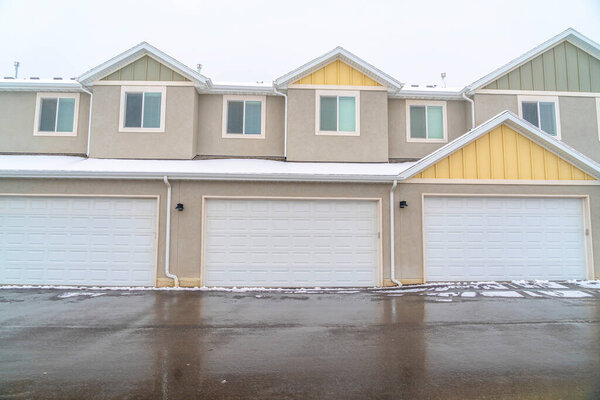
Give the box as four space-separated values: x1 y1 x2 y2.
57 292 106 299
568 280 600 290
461 292 476 297
538 290 592 298
481 291 523 298
523 291 542 297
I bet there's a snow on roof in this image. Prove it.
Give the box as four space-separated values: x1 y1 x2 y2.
0 78 83 92
0 156 416 182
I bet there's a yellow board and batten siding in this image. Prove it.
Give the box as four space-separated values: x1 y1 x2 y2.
102 55 189 82
293 60 382 86
416 124 596 180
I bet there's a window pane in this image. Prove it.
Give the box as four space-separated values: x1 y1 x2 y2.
320 96 337 131
39 98 57 132
125 93 143 128
522 102 539 127
227 101 244 134
409 106 426 138
244 101 262 134
142 92 161 128
338 96 356 132
539 102 557 136
56 98 75 132
427 106 443 139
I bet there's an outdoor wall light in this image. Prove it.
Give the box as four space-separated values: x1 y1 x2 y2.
399 200 408 209
175 203 184 211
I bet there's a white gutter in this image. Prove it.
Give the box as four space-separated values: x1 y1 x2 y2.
162 176 179 287
80 87 93 157
273 87 288 159
389 180 401 287
462 92 475 130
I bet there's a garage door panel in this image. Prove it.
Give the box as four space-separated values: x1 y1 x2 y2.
0 196 157 286
205 199 378 287
424 196 586 281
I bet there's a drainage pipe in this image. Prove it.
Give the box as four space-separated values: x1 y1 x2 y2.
80 87 93 157
273 87 288 159
462 92 475 130
389 180 402 287
163 176 179 287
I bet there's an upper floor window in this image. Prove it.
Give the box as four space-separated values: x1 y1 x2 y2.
33 93 79 136
406 100 447 143
222 95 266 138
518 96 561 139
315 90 360 136
119 86 166 132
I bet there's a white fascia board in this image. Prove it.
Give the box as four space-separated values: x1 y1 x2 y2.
202 83 276 96
0 168 404 183
464 28 600 94
398 110 600 180
390 89 464 101
77 42 210 87
0 80 84 92
274 46 403 91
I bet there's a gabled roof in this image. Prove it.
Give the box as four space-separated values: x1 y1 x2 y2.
464 28 600 94
274 46 403 91
78 42 211 87
398 111 600 180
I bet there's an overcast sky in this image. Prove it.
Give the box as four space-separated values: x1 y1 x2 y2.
1 0 599 87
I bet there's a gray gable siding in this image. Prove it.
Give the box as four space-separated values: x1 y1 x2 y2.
484 41 600 92
101 55 189 82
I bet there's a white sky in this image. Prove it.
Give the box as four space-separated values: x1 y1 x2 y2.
1 0 599 87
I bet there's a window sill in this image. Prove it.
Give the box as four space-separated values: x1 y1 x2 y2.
315 130 360 137
406 138 447 143
119 127 165 133
33 131 77 137
221 133 266 139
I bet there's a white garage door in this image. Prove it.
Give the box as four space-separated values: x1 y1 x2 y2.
0 196 157 286
424 196 587 282
204 199 379 287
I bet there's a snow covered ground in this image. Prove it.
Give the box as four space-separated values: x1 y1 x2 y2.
0 280 598 302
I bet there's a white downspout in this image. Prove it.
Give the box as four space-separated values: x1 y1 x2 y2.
273 87 288 160
389 180 402 287
163 176 179 287
80 87 93 157
462 92 475 130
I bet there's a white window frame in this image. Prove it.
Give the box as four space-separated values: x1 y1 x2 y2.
221 95 267 139
119 86 166 133
33 92 80 137
596 97 600 142
315 90 360 136
517 95 561 140
405 100 448 143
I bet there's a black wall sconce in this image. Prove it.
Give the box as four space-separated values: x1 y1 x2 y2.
399 200 408 209
175 203 184 211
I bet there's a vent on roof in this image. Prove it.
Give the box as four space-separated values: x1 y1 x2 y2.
3 76 14 79
30 77 39 80
426 85 437 88
53 77 62 80
411 84 419 87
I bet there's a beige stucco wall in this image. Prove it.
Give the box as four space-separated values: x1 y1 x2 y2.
0 91 90 154
196 94 285 158
474 94 600 163
286 89 389 162
394 183 600 283
388 99 469 160
88 85 197 159
558 97 600 163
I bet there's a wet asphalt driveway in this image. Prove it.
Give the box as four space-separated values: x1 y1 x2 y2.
1 281 600 400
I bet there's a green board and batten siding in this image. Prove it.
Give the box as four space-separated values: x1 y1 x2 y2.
484 41 600 92
101 55 189 82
